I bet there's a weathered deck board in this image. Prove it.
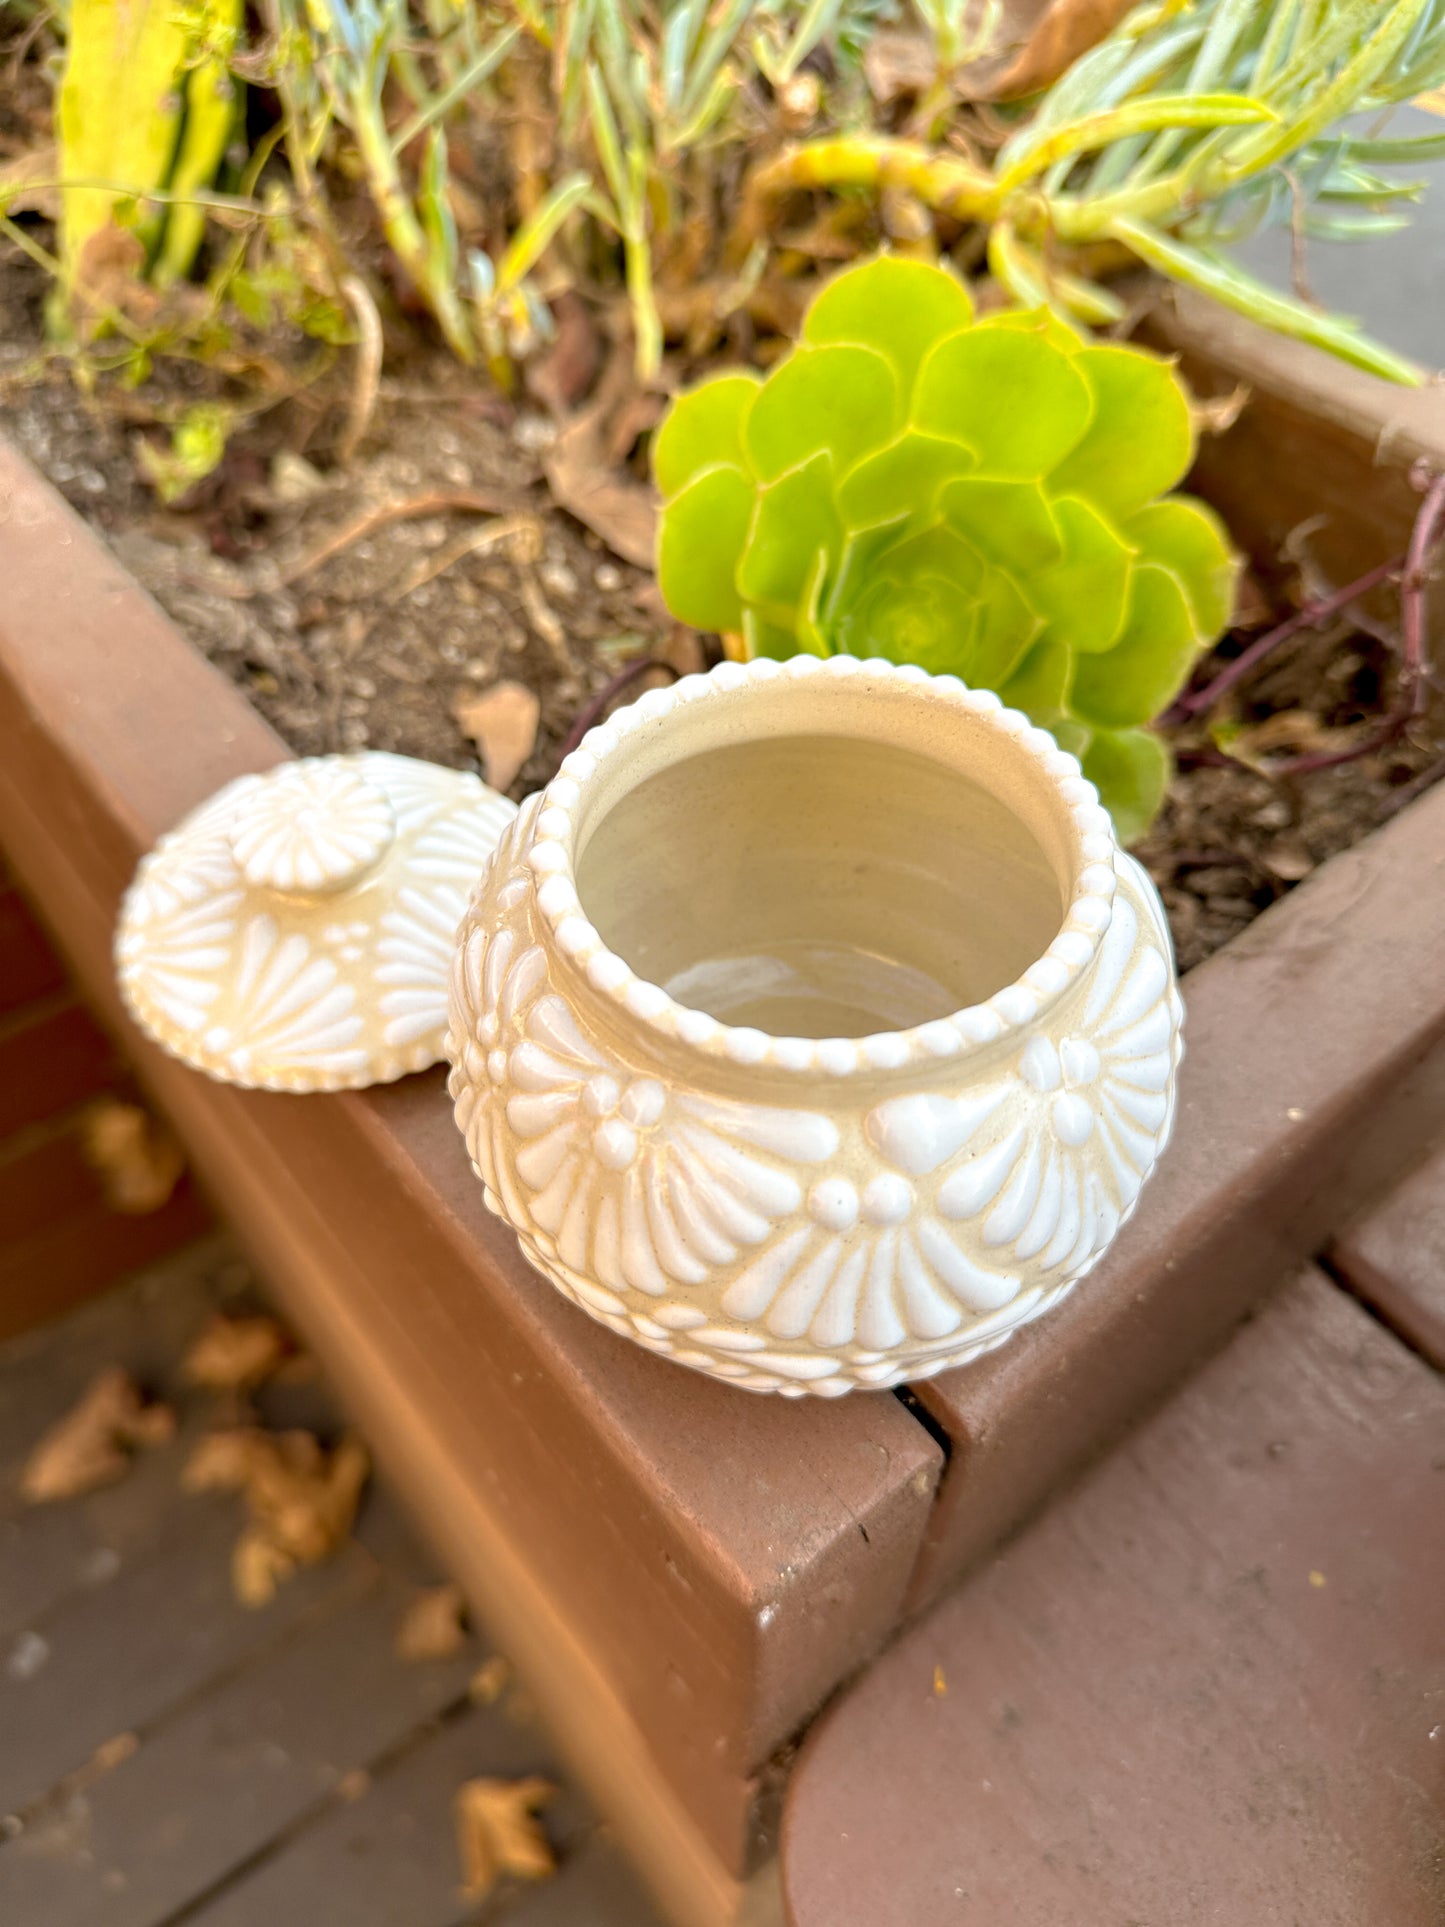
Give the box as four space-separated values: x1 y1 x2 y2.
182 1700 644 1927
0 1496 377 1819
0 1241 662 1925
0 1574 478 1927
783 1268 1445 1926
1331 1135 1445 1370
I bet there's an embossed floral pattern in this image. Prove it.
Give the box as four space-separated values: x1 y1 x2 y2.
227 761 396 893
118 754 516 1091
450 918 839 1298
442 659 1184 1396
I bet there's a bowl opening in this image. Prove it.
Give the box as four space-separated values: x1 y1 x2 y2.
574 729 1068 1041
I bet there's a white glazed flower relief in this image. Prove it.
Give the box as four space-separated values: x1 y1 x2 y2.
446 656 1184 1397
117 754 517 1091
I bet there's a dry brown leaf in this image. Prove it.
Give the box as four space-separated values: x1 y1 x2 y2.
455 1776 556 1899
957 0 1135 101
527 292 602 415
863 30 936 105
79 1099 186 1215
453 681 541 791
543 402 657 569
0 144 61 219
21 1367 175 1505
1193 383 1250 437
469 1654 513 1705
396 1583 469 1662
184 1427 369 1606
234 1528 296 1608
182 1313 293 1392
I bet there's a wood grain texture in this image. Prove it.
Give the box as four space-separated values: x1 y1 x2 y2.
0 1574 479 1927
0 440 942 1916
1331 1135 1445 1369
184 1698 657 1927
783 1269 1445 1927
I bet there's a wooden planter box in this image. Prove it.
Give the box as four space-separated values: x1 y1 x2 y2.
2 288 1444 1927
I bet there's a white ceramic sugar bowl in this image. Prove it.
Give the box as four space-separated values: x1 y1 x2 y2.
446 657 1182 1396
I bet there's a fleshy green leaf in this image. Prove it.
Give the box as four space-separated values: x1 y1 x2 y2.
1030 497 1134 654
652 372 761 499
744 607 803 659
736 452 843 619
833 527 987 673
1123 497 1236 638
804 255 974 400
651 252 1232 840
941 477 1063 574
967 571 1044 691
996 636 1071 724
742 344 900 482
1050 345 1195 518
1082 728 1173 846
915 324 1094 478
837 433 977 532
1071 564 1200 728
656 465 754 631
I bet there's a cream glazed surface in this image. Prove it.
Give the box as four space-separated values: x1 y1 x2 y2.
446 657 1183 1396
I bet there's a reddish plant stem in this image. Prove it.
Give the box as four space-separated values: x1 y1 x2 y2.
1171 552 1403 723
558 658 678 759
1273 470 1445 779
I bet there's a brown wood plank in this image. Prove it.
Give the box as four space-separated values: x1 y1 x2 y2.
1135 281 1445 649
0 438 943 1916
0 1176 213 1344
0 1573 480 1927
906 772 1445 1609
0 886 67 1018
1331 1135 1445 1369
0 1485 378 1818
0 996 117 1140
183 1698 660 1927
782 1269 1445 1927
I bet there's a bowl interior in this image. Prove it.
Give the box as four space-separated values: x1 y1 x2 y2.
575 731 1066 1039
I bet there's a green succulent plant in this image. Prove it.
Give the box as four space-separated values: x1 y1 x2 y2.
654 254 1237 840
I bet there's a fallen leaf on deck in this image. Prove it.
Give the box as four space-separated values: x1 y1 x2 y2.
396 1583 469 1662
455 1775 557 1898
21 1367 176 1504
453 682 541 791
469 1654 513 1704
182 1313 293 1392
543 403 657 569
79 1099 186 1215
184 1427 369 1606
957 0 1134 100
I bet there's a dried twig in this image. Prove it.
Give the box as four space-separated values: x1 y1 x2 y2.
386 514 539 602
277 488 520 587
336 274 384 465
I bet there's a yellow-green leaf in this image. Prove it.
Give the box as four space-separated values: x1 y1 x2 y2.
652 372 761 499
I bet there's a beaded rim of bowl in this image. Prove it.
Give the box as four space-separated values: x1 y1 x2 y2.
115 753 516 1092
526 656 1120 1080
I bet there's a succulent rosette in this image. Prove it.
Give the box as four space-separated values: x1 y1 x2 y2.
654 255 1236 839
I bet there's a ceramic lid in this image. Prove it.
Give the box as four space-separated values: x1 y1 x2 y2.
116 753 517 1091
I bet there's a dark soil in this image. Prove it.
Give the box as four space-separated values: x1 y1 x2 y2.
2 251 1440 975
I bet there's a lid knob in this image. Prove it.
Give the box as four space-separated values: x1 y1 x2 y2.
227 760 397 895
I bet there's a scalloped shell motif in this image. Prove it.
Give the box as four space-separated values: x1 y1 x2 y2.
448 802 1182 1398
118 754 517 1091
